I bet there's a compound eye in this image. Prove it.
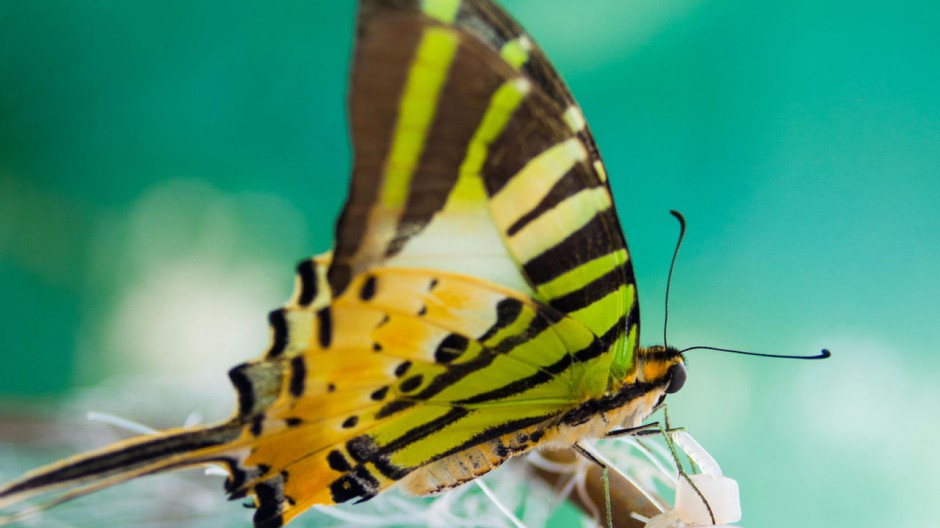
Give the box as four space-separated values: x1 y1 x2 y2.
665 362 687 394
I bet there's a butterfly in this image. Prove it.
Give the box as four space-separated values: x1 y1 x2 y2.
0 1 687 526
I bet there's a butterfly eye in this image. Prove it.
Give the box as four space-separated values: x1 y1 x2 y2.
665 362 687 394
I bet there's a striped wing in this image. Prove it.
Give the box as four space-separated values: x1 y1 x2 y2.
232 258 613 526
330 0 640 380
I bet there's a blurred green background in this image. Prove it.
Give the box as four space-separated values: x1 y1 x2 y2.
1 0 937 526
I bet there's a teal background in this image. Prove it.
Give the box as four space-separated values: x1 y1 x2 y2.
1 0 937 526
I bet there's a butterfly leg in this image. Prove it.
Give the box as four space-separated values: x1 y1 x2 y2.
656 406 716 525
572 443 613 528
603 421 661 439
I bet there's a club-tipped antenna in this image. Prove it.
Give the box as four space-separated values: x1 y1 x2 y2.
663 210 687 349
679 346 831 360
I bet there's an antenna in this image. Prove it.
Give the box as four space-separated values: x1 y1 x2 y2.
679 346 831 360
663 210 686 349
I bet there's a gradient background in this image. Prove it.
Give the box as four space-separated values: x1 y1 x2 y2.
1 0 937 526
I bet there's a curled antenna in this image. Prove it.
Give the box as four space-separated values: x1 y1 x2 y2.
680 346 832 360
663 210 687 349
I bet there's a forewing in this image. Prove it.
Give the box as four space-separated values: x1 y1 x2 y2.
330 0 639 379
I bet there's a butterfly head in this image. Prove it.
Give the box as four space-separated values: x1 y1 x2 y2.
637 345 687 395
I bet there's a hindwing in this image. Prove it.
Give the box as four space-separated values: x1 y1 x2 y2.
232 257 616 525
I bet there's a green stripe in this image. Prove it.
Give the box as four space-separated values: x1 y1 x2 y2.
421 0 461 24
538 248 628 300
448 78 531 209
381 27 460 209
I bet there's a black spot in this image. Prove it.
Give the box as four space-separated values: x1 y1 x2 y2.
370 386 389 401
224 462 247 494
435 334 469 363
250 415 264 436
267 309 289 358
252 478 285 528
346 435 379 463
399 375 423 393
377 314 390 327
288 356 306 397
417 305 427 316
394 361 412 377
359 275 377 301
327 382 337 393
295 259 317 306
342 416 359 429
285 417 302 428
493 440 509 458
327 449 352 472
317 308 333 348
372 342 383 352
429 278 439 290
530 430 545 443
228 363 255 417
376 400 415 419
329 467 380 504
478 298 524 342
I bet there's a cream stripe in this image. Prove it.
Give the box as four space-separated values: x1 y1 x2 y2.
563 105 586 132
380 27 460 209
490 138 588 229
508 186 612 263
593 160 608 182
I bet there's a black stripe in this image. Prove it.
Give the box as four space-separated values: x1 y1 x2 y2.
560 380 656 427
422 414 554 468
454 336 602 405
547 267 622 314
288 356 306 397
266 309 289 358
598 313 629 352
379 407 471 455
317 307 333 348
295 259 317 306
482 87 567 197
372 454 410 480
506 169 593 237
1 426 236 496
376 399 415 419
523 208 622 286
